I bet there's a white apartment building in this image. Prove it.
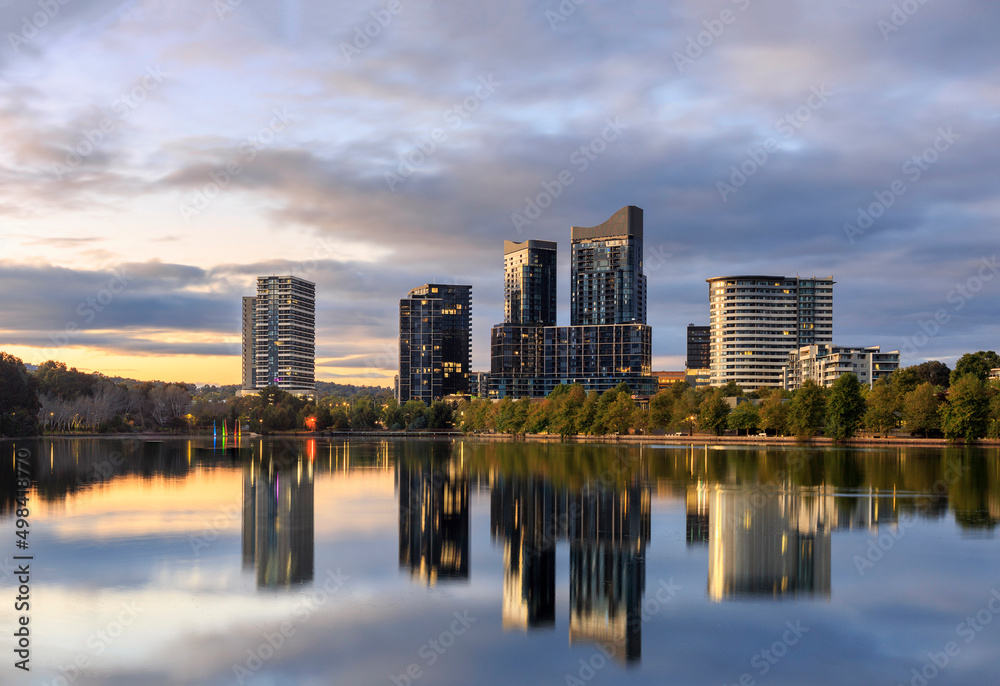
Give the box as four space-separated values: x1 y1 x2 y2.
784 345 900 390
707 275 834 388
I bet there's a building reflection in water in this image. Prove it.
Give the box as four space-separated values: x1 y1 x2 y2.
686 483 710 546
707 486 831 601
568 481 649 663
242 442 315 588
491 475 559 630
489 473 650 663
397 458 469 584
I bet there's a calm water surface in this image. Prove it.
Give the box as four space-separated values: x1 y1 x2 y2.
1 437 999 686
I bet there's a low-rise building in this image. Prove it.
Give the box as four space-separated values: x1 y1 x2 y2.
784 345 900 390
685 368 711 388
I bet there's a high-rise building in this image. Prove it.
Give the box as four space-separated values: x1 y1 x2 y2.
241 296 256 390
706 275 834 388
784 344 899 390
489 207 657 398
241 275 315 395
398 284 472 404
571 205 646 326
504 240 557 326
686 324 710 369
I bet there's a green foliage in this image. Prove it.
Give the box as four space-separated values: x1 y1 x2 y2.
728 401 760 435
577 392 599 435
698 389 730 436
826 373 865 440
551 385 586 437
350 397 381 430
904 382 940 437
648 390 674 429
758 389 790 436
889 366 921 395
940 375 990 442
911 360 951 388
789 380 826 438
425 401 454 430
719 380 744 398
670 388 703 435
989 382 1000 439
33 360 97 400
950 351 1000 385
0 353 40 437
606 394 636 435
863 379 900 434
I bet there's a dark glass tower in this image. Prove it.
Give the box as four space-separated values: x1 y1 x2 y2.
504 240 557 326
686 324 710 369
489 207 656 399
570 206 646 326
398 284 472 403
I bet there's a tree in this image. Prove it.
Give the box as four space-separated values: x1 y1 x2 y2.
401 400 426 429
728 401 760 436
577 392 599 436
606 394 635 435
384 398 404 430
826 373 865 440
863 379 899 434
889 366 921 395
648 390 674 430
789 380 825 438
758 389 790 436
551 384 586 438
670 388 702 435
0 353 40 437
631 405 649 434
989 382 1000 439
912 360 951 388
698 389 730 436
720 380 744 397
350 397 381 430
950 351 1000 385
940 375 990 443
34 360 97 400
425 401 454 430
904 382 940 437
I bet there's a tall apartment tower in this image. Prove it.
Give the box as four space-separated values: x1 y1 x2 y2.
398 284 472 404
706 275 834 388
504 240 557 326
243 275 316 395
490 207 656 399
570 205 646 326
241 296 257 390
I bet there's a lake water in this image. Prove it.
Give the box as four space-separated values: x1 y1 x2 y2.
1 437 999 686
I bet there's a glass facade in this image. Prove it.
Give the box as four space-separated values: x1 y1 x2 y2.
398 284 472 404
570 206 646 326
490 207 657 399
504 240 557 326
685 324 710 369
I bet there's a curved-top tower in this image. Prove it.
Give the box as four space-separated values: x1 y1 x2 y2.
570 206 646 326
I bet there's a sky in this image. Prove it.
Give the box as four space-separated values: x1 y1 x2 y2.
0 0 998 386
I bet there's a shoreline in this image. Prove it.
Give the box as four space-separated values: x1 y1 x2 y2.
5 431 999 448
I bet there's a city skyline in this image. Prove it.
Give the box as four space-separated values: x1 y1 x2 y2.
1 2 998 387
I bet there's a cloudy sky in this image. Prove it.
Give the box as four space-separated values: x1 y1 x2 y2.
1 0 997 386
